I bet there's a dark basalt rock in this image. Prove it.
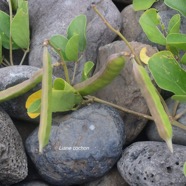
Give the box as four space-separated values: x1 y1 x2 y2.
26 103 125 186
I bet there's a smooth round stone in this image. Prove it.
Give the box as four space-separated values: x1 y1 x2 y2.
26 103 125 186
117 141 186 186
0 107 27 185
146 98 186 146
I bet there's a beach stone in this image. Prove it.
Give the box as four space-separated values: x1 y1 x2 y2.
117 141 186 186
146 98 186 146
28 0 122 83
0 107 27 185
26 103 125 186
83 166 129 186
13 180 50 186
0 65 41 122
95 41 157 144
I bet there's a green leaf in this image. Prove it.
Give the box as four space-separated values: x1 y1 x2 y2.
148 51 186 95
81 61 94 81
139 8 166 45
181 53 186 64
133 59 173 152
67 14 86 52
18 0 27 12
166 33 186 50
133 0 156 11
172 95 186 102
167 14 181 34
51 89 82 112
11 0 18 12
38 46 53 153
49 34 68 60
65 34 79 61
184 162 186 177
11 5 29 49
0 11 10 38
164 0 186 17
0 35 2 64
53 78 75 92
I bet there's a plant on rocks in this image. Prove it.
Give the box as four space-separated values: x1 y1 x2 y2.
0 0 29 66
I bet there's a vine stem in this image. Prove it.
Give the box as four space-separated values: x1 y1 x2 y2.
19 48 29 65
8 0 13 66
84 95 153 120
92 4 141 65
71 61 78 85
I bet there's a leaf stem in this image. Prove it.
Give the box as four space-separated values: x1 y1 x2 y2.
172 120 186 131
71 61 78 85
84 95 153 120
8 0 13 66
92 4 141 65
19 48 29 65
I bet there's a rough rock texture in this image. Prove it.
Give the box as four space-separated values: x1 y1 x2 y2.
26 103 125 186
0 107 27 185
95 41 157 144
83 166 129 186
28 0 122 83
117 141 186 186
121 3 186 49
0 65 41 122
146 98 186 146
0 0 8 13
13 180 50 186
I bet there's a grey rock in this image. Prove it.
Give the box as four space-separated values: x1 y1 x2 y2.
0 0 8 13
95 41 157 144
0 65 41 122
0 107 27 185
83 166 129 186
121 4 186 49
26 103 125 186
117 141 186 186
146 98 186 146
28 0 121 83
13 180 50 186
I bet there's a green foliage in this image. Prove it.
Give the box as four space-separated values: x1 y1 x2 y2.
133 59 173 152
184 162 186 177
81 61 94 81
167 14 180 34
133 0 156 11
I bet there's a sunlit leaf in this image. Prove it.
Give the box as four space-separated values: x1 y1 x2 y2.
172 95 186 102
11 4 29 49
148 51 186 95
65 34 79 61
27 99 41 114
133 0 156 11
81 61 94 81
53 78 75 92
139 8 166 45
133 59 173 152
166 33 186 50
167 14 180 34
67 14 86 52
38 46 52 153
164 0 186 17
26 89 41 108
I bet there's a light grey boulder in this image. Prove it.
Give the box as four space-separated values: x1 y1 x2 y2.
146 98 186 146
26 103 125 186
117 141 186 186
94 41 157 144
0 107 27 185
0 65 41 122
83 166 129 186
28 0 122 83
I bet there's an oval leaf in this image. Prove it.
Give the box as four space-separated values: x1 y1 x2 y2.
148 51 186 95
167 14 181 34
139 8 166 45
166 33 186 50
164 0 186 17
67 14 86 52
65 34 79 61
133 0 156 11
81 61 94 81
11 7 29 48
